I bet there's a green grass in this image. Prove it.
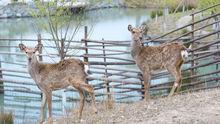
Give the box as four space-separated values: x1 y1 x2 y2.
150 10 163 19
0 112 13 124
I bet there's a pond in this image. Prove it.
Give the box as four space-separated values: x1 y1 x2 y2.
0 8 153 123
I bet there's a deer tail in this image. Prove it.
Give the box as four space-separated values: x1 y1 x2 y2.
83 62 91 75
181 44 192 59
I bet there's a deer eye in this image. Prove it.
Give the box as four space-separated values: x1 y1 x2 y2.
132 31 135 34
25 52 28 54
33 52 35 54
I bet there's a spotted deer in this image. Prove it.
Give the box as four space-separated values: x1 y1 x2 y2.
128 24 190 100
18 43 97 123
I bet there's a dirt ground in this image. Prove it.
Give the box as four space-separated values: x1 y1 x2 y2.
50 88 220 124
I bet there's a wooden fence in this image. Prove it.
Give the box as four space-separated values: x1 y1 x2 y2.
0 3 220 102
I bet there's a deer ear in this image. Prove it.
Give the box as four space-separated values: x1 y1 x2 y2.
34 43 43 52
18 43 26 51
139 25 146 32
128 25 133 31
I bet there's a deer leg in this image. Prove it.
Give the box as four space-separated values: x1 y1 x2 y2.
167 67 182 97
40 93 47 123
142 72 151 101
176 67 183 93
78 90 85 120
46 91 52 122
78 83 98 114
88 89 98 114
176 77 182 93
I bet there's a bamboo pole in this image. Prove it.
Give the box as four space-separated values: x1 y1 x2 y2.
89 61 134 65
191 9 195 80
82 39 130 46
86 47 130 53
186 29 220 44
190 3 220 16
170 20 220 42
2 73 31 79
0 78 35 86
102 38 111 100
148 13 220 43
83 26 89 63
82 55 134 62
38 34 43 62
0 60 3 94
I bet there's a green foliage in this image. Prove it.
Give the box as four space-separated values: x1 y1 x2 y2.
124 0 196 14
123 0 148 7
150 10 163 19
163 0 178 8
198 0 220 12
89 0 113 5
163 0 196 13
123 0 169 8
181 28 189 35
30 1 74 33
0 112 13 124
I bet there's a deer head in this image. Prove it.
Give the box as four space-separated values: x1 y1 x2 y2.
128 24 145 42
19 43 43 62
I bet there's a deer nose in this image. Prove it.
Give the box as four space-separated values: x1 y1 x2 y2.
28 58 32 61
139 37 143 40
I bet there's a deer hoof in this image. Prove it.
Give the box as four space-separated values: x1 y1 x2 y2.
48 117 53 124
38 119 44 124
144 95 151 101
94 108 98 114
168 93 174 97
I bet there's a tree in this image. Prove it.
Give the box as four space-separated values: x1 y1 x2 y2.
30 1 85 60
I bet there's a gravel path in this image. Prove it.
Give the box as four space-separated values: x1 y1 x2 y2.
50 88 220 124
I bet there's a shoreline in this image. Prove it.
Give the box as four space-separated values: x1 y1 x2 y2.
0 2 159 19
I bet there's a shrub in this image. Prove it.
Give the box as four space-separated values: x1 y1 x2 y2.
0 112 13 124
198 0 220 13
150 10 163 19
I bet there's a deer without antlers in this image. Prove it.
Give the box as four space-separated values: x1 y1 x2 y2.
18 43 97 123
128 24 190 100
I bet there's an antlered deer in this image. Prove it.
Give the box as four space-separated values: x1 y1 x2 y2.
128 24 190 100
18 43 97 123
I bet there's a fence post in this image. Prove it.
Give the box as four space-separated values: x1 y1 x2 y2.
60 39 65 60
0 60 3 109
102 38 111 101
84 26 89 63
139 74 144 100
190 9 195 85
82 26 92 101
37 34 43 98
215 15 220 81
0 60 3 94
37 34 43 62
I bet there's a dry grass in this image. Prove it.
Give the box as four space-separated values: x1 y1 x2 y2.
48 88 220 124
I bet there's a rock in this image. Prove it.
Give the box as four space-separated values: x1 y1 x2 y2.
176 15 192 29
7 13 13 18
0 3 32 18
4 9 11 14
0 14 7 18
16 13 22 17
0 9 3 14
